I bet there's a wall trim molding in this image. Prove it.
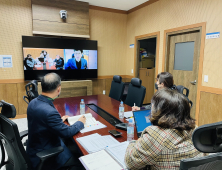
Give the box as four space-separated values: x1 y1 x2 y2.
89 5 127 14
128 0 159 14
97 75 134 79
0 75 134 83
0 79 25 84
33 31 90 38
89 0 159 14
200 86 222 95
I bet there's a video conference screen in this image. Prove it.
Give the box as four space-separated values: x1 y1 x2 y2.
22 36 98 80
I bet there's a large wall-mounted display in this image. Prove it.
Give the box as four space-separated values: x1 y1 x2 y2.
22 36 97 80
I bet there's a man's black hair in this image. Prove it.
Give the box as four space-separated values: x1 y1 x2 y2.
41 73 61 93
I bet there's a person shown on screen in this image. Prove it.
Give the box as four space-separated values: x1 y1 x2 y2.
54 55 64 70
125 89 204 170
132 72 177 111
65 50 87 69
24 54 37 70
26 73 86 170
39 50 49 61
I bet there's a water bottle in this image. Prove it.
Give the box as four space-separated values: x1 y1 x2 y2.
127 118 134 141
80 99 85 115
119 101 124 119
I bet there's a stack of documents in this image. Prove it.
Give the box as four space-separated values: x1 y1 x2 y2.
79 141 130 170
76 133 120 153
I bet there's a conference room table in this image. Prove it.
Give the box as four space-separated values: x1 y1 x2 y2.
53 94 138 155
34 61 56 70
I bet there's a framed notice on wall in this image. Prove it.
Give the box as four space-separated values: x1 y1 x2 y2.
0 55 13 68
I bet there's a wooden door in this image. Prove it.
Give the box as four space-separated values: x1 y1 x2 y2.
140 68 148 103
139 68 155 104
166 31 201 118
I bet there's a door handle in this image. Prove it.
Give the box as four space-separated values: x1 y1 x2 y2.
190 80 196 85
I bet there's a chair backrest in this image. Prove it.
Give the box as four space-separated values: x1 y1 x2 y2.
180 153 222 170
109 75 125 101
179 121 222 170
23 80 39 104
124 78 146 107
177 85 189 97
0 101 32 170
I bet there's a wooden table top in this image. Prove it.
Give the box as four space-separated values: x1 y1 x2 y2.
53 94 138 155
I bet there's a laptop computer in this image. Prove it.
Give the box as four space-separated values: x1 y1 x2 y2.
133 109 152 138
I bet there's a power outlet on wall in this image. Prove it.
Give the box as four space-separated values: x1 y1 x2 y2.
103 90 105 95
131 69 133 73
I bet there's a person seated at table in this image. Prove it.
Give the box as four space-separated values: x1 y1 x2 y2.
54 55 64 70
65 49 87 69
26 73 86 170
24 54 37 70
125 89 204 170
132 72 177 111
39 50 49 62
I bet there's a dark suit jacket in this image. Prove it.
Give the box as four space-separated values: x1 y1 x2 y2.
26 95 84 170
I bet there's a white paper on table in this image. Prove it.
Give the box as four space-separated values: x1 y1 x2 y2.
124 111 133 118
79 150 123 170
77 134 120 153
68 113 97 128
80 121 106 133
105 141 129 169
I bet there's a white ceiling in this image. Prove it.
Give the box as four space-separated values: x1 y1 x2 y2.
76 0 149 11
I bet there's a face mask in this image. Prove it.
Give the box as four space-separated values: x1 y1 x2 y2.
155 82 158 90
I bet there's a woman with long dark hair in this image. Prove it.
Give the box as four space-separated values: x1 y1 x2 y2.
125 89 204 170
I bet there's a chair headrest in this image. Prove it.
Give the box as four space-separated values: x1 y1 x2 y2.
113 75 122 83
31 80 38 86
0 100 16 118
192 121 222 153
131 78 142 87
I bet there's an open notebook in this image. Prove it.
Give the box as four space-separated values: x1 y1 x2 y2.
67 113 107 133
79 141 129 170
67 113 97 127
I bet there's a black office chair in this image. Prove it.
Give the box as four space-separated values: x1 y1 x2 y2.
121 82 130 102
124 78 146 107
109 75 125 101
176 85 193 108
23 80 39 104
177 85 189 97
180 121 222 170
0 100 64 170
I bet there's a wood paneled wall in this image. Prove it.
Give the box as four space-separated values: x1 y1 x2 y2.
32 0 89 38
0 78 131 115
199 91 222 126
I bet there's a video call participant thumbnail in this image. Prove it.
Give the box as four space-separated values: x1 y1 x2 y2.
65 50 87 69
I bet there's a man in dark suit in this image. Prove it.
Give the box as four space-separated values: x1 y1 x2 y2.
26 73 86 170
